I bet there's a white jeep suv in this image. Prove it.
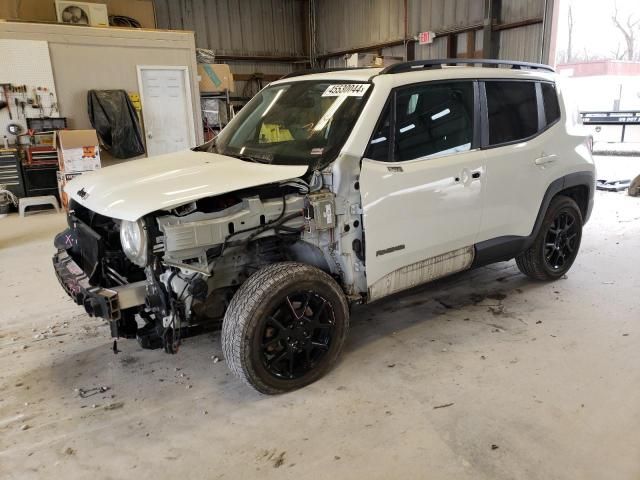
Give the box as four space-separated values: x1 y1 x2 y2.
53 59 595 394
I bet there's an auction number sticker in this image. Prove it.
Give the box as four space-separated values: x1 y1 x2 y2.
322 84 370 97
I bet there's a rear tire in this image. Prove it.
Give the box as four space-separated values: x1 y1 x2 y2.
516 195 583 281
222 262 349 394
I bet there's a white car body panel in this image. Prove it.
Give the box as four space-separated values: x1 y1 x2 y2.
360 148 484 290
64 150 307 221
477 81 594 242
477 131 556 240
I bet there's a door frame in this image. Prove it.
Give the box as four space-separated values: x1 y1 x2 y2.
136 65 197 155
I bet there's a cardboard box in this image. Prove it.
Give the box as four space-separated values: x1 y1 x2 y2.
56 130 101 173
198 63 235 93
57 171 82 211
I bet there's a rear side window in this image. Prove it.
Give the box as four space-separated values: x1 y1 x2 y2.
485 81 538 145
394 82 474 161
541 82 561 126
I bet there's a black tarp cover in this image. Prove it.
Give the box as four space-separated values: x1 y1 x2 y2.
87 90 145 159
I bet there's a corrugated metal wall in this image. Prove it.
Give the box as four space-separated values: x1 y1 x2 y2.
315 0 404 53
498 0 546 62
154 0 304 56
501 0 544 22
407 0 484 33
154 0 305 91
498 24 543 62
153 0 550 91
317 0 548 65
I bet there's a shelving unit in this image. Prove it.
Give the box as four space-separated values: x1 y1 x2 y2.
200 89 251 140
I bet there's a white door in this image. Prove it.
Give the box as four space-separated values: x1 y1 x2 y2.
137 66 196 157
477 80 561 242
360 81 484 299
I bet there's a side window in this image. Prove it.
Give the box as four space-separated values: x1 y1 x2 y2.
541 82 561 126
485 81 538 145
367 103 391 161
395 82 474 161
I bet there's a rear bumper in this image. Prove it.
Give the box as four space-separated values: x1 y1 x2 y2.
53 249 146 321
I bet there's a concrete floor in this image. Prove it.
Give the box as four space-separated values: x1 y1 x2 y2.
1 188 639 480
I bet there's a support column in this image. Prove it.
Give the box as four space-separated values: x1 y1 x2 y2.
483 0 501 59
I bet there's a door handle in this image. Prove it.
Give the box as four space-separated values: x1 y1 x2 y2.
456 169 481 183
534 154 558 165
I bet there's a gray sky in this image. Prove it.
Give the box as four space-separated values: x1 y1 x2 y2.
555 0 640 59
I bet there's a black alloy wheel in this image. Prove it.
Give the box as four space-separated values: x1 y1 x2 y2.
543 210 580 271
261 291 335 380
516 195 583 281
222 262 349 394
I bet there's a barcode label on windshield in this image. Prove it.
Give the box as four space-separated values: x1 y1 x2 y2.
322 84 370 97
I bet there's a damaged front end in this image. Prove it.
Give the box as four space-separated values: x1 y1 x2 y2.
53 202 150 342
53 179 339 353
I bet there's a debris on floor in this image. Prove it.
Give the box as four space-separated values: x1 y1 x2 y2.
77 386 110 398
596 179 631 192
103 401 125 411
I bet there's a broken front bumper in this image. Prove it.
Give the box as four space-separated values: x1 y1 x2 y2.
53 250 146 321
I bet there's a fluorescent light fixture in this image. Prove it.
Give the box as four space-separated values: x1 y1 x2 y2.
399 124 415 133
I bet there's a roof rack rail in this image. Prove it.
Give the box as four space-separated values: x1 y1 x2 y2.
280 67 375 79
380 58 555 75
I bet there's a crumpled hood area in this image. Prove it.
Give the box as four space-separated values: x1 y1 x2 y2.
65 150 308 221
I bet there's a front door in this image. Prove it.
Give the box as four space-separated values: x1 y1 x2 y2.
137 66 196 157
360 80 485 300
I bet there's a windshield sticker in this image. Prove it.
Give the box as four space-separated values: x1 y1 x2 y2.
310 148 324 155
322 84 370 97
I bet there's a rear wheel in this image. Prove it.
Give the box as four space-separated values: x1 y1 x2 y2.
222 262 349 394
516 195 583 280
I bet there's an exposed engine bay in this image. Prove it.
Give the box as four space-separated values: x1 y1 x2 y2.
53 171 366 353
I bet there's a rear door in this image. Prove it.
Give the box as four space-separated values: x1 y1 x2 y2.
477 80 562 241
360 80 485 299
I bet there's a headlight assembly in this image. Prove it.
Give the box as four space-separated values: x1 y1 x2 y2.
119 219 148 267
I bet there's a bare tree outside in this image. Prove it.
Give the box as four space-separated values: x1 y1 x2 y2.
567 4 574 62
612 2 640 60
610 42 626 60
556 0 640 64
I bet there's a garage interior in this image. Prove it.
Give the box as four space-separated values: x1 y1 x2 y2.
0 1 639 479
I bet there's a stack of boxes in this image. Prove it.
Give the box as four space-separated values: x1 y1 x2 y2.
55 130 101 211
197 63 235 93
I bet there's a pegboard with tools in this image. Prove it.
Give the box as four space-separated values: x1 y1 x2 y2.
0 39 60 145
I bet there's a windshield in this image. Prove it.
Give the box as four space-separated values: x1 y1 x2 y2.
213 80 371 170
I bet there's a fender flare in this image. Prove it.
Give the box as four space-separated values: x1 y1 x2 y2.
526 170 595 248
472 170 594 268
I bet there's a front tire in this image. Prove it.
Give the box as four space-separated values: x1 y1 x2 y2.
516 195 583 281
222 262 349 394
